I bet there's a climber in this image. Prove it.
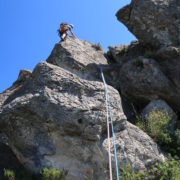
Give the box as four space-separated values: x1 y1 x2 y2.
58 22 75 41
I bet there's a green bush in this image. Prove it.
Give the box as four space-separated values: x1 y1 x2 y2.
3 169 15 180
2 168 65 180
40 168 64 180
135 109 180 158
117 45 129 56
144 50 156 59
133 59 144 68
92 43 102 51
119 164 147 180
119 157 180 180
146 110 172 144
136 110 172 145
152 157 180 180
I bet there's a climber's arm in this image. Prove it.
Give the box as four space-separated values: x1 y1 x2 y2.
69 29 75 38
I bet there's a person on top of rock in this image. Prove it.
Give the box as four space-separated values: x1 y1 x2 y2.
58 22 75 41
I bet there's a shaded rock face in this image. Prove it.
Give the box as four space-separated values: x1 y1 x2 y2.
108 0 180 112
0 143 25 177
116 0 180 48
0 38 165 179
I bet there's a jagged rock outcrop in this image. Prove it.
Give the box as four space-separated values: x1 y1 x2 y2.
116 0 180 48
107 0 180 113
0 38 165 179
106 51 180 110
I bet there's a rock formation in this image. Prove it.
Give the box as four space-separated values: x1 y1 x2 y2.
116 0 180 48
0 38 165 179
2 0 180 178
107 0 180 114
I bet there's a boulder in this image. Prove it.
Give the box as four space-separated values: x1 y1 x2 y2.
0 38 165 179
116 0 180 48
47 38 107 81
156 46 180 88
103 121 165 171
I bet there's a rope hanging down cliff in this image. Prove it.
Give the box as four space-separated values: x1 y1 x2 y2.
99 65 120 180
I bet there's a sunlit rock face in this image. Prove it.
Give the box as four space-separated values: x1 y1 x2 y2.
0 38 165 179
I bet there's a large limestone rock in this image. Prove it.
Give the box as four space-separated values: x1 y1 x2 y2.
116 0 180 48
0 38 165 179
107 0 180 112
103 121 165 171
105 54 180 111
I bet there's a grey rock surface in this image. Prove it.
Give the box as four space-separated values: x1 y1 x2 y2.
116 0 180 48
47 38 107 81
0 38 165 179
156 46 180 89
107 0 180 111
106 55 180 111
103 121 165 171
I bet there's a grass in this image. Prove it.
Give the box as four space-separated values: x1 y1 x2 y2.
2 168 66 180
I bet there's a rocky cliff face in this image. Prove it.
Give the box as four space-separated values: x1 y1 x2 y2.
108 0 180 114
1 0 180 179
0 38 165 179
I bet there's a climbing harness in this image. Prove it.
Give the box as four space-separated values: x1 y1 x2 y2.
99 65 119 180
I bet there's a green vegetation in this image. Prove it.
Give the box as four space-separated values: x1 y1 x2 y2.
133 59 144 68
3 169 15 180
130 109 180 179
40 168 65 180
141 110 172 145
144 49 156 59
117 45 129 56
135 109 180 156
119 164 147 180
119 157 180 180
2 168 65 180
152 157 180 180
92 43 102 51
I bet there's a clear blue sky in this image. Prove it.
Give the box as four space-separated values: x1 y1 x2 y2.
0 0 135 93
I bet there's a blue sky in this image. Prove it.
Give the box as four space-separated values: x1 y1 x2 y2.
0 0 135 92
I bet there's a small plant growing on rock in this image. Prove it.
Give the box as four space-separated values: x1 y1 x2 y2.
40 168 64 180
151 156 180 180
144 49 156 59
119 157 180 180
133 59 144 68
119 164 147 180
3 169 15 180
92 43 102 51
136 109 172 145
117 45 129 56
146 110 172 145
